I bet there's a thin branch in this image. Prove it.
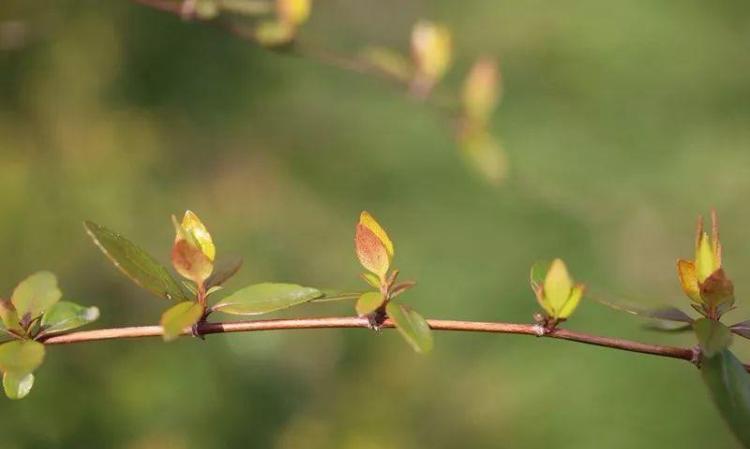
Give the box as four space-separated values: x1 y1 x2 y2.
39 315 722 369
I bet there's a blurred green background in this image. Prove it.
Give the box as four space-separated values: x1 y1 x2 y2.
2 0 750 447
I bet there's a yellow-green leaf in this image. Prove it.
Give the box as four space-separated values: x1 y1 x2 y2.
40 301 100 335
178 211 215 262
361 273 381 289
84 221 188 301
696 232 719 283
0 340 45 374
213 283 322 315
356 292 384 317
160 301 204 342
543 259 572 315
3 372 34 400
0 301 22 334
558 284 584 319
11 271 61 320
411 21 452 88
386 303 433 354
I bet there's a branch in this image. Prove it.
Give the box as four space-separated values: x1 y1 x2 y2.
39 315 719 369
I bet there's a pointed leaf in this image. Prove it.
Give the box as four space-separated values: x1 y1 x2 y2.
694 318 732 357
701 349 750 447
0 300 22 333
0 340 45 374
3 372 34 400
205 256 243 290
386 303 433 354
730 321 750 340
160 301 204 342
356 292 384 317
11 272 61 320
40 301 100 335
213 283 322 315
84 221 188 301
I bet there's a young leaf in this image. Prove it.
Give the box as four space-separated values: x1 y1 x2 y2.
0 300 22 333
160 301 204 342
0 340 45 374
40 302 100 335
3 372 34 400
386 303 433 354
593 295 693 323
205 256 243 290
11 271 61 320
171 239 214 284
356 292 384 317
84 221 188 301
355 224 390 277
693 318 732 357
701 349 750 447
213 283 322 315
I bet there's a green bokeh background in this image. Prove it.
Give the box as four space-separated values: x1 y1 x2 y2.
2 1 750 447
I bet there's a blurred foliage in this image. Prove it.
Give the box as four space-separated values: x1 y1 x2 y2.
1 0 750 447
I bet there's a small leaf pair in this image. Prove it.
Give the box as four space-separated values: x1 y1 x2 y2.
354 211 431 353
677 211 734 319
529 259 584 328
86 211 322 342
0 272 98 399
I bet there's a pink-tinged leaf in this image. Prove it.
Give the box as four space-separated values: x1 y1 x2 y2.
359 211 394 258
700 268 735 311
355 224 390 277
172 239 214 285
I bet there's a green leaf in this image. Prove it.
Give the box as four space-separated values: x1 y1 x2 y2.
694 318 732 357
213 283 322 315
160 301 204 342
205 256 243 290
701 349 750 447
40 302 100 335
386 303 433 354
84 221 188 301
3 372 34 400
355 292 384 317
0 340 45 374
11 272 62 320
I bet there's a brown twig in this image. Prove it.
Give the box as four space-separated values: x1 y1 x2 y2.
39 315 730 370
